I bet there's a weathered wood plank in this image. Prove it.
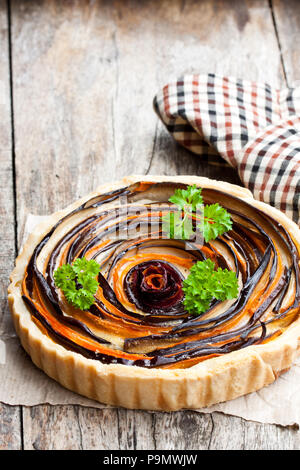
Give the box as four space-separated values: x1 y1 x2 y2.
0 403 22 450
272 0 300 85
0 0 22 451
209 413 300 450
23 405 84 450
10 0 299 450
77 408 119 450
116 409 155 450
153 411 213 450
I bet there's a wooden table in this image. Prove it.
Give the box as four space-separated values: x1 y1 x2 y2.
1 0 300 450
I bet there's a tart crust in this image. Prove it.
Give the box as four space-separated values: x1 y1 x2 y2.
8 175 300 411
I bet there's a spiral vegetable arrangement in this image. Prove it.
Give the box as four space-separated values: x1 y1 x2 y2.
22 181 300 369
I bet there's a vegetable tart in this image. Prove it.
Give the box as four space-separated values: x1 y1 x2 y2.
8 175 300 410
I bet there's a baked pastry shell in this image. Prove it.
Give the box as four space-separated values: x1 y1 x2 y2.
8 175 300 411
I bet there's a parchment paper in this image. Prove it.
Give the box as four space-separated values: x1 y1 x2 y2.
1 214 300 427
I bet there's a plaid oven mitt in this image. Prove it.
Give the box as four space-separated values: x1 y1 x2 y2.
153 74 300 224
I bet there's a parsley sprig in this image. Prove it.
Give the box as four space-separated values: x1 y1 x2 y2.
54 257 100 310
182 259 239 315
162 185 232 242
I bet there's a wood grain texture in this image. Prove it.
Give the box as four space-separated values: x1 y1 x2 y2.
0 0 22 451
4 0 300 450
116 410 155 450
153 411 213 450
209 413 300 450
0 403 21 450
0 0 14 348
23 405 84 450
272 0 300 85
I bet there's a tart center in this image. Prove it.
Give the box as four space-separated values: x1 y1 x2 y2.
124 260 184 314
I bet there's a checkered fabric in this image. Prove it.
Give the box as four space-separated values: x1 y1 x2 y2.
153 74 300 223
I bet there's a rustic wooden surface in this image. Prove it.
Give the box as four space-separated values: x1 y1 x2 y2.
1 0 300 450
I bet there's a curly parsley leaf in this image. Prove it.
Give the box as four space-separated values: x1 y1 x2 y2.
72 257 100 277
182 259 239 315
54 257 100 310
198 203 232 243
162 185 232 242
65 288 96 311
169 185 203 212
53 264 76 290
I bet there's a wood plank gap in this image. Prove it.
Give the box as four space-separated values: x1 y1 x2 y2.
208 414 214 450
151 413 157 450
268 0 289 86
6 0 18 256
117 408 122 449
19 406 24 450
6 0 23 449
145 120 158 175
74 406 84 450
